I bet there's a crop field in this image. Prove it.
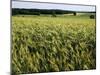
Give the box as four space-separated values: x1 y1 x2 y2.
12 15 96 74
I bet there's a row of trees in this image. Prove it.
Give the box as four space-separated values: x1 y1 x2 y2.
12 8 77 16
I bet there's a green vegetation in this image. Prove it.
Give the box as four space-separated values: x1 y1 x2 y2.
12 14 96 74
12 8 77 16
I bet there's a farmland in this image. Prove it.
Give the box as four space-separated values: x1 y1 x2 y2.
12 14 96 74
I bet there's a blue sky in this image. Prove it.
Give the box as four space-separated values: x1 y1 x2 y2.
12 1 95 12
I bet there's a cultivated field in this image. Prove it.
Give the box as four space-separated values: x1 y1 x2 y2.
12 15 96 74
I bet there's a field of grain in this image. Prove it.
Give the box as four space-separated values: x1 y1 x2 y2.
12 15 96 74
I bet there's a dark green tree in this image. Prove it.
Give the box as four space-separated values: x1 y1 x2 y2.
73 12 77 16
52 11 57 17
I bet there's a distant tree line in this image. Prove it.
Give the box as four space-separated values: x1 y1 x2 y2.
12 8 77 16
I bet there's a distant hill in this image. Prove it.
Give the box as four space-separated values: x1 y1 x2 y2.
12 8 96 15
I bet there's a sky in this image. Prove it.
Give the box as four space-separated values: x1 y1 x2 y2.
12 1 96 12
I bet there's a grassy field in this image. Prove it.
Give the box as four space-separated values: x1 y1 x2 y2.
12 15 96 74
